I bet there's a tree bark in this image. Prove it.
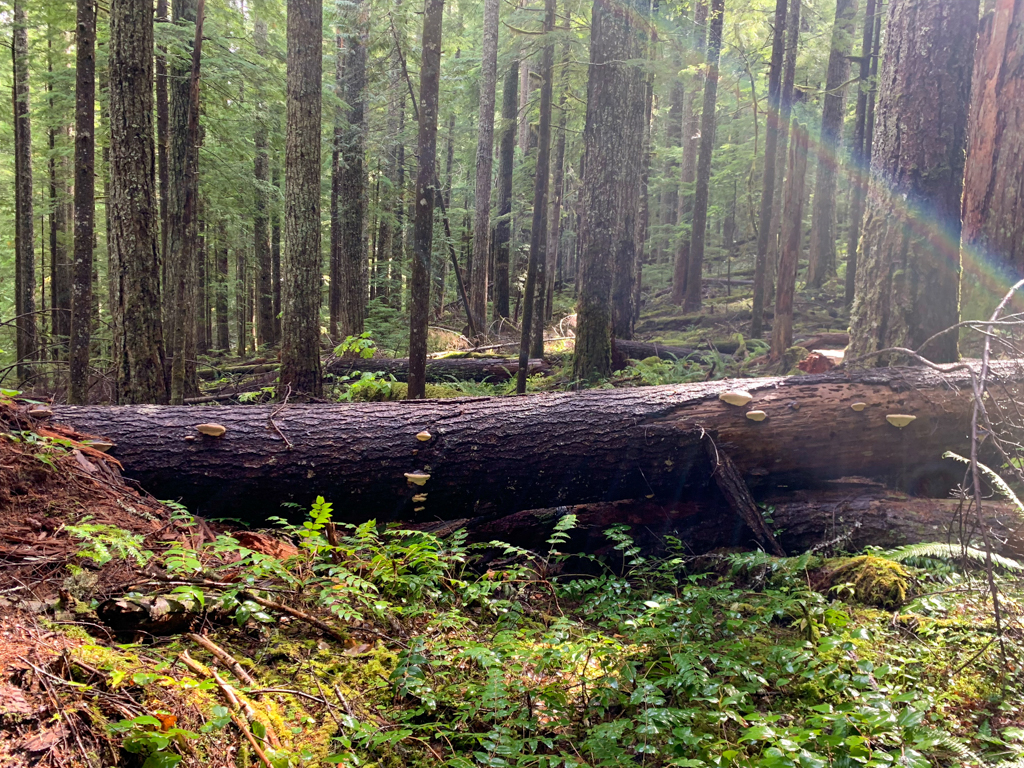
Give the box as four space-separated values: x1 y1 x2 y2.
770 123 809 363
848 0 979 366
235 246 248 356
806 0 858 289
546 37 570 319
408 0 444 399
750 0 788 340
682 0 725 313
13 0 36 385
329 33 344 341
253 18 275 349
845 0 877 308
110 0 169 404
68 0 96 404
573 0 649 382
51 362 1022 521
671 1 707 306
469 0 501 335
156 0 170 296
339 0 368 339
765 0 801 308
519 0 556 390
47 52 71 360
961 0 1024 322
167 0 203 404
215 222 230 351
280 0 324 397
493 61 519 322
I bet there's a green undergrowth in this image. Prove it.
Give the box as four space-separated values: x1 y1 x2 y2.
36 500 1024 768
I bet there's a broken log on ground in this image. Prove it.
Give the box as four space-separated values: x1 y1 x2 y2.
424 481 1023 559
198 356 551 383
47 362 1022 522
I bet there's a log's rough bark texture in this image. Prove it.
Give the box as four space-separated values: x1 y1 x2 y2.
961 0 1024 322
280 0 324 396
110 0 169 405
848 0 979 366
52 362 1022 522
439 485 1024 559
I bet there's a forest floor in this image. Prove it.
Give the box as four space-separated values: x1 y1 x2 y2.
1 393 1024 768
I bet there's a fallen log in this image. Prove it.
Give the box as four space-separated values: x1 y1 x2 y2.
197 357 550 383
49 362 1022 522
324 356 551 383
435 482 1023 559
613 340 698 362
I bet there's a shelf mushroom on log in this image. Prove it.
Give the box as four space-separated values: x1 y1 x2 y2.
49 362 1023 523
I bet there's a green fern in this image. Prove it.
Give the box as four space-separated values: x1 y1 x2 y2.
943 451 1024 517
67 522 152 567
882 541 1024 572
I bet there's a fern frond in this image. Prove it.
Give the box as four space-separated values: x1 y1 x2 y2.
882 541 1024 572
943 451 1024 517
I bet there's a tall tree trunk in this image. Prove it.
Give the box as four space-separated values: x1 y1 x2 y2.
195 203 208 354
844 0 877 307
470 0 500 335
69 0 97 404
329 33 343 341
13 0 36 385
167 0 204 404
339 0 368 339
215 222 229 351
236 246 248 356
806 0 858 289
48 64 71 359
633 73 654 329
682 0 725 313
110 0 168 404
765 0 801 307
546 37 570 319
671 1 708 305
271 164 282 339
573 0 649 381
659 74 684 264
770 123 809 362
379 30 404 309
156 0 169 298
848 0 978 366
750 0 788 339
408 0 444 399
961 0 1024 322
519 0 556 387
279 0 323 397
519 61 533 155
253 18 274 349
493 61 519 322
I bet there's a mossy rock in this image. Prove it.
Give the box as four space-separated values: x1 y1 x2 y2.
817 555 911 609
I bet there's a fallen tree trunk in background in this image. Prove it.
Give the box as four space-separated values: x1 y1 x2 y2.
198 357 550 383
425 482 1023 559
614 339 699 362
50 362 1022 522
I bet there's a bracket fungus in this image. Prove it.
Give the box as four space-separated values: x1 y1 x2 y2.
412 493 428 503
85 440 115 453
885 414 916 428
416 431 432 442
851 402 867 412
196 424 227 437
27 408 53 419
719 390 753 407
745 410 768 422
405 472 431 486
